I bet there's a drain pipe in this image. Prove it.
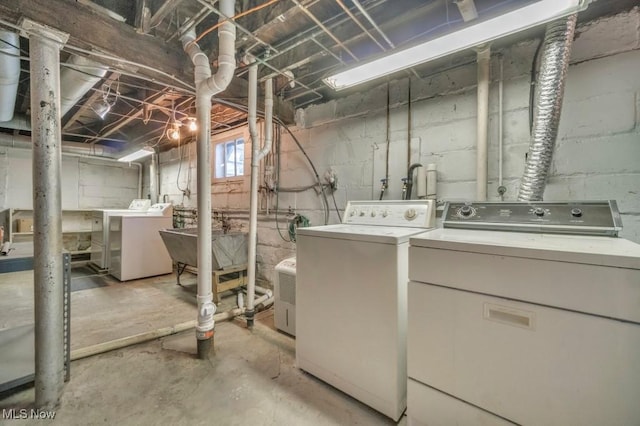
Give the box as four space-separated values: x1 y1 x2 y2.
518 15 577 201
247 74 273 328
476 45 490 201
149 152 158 204
181 0 236 359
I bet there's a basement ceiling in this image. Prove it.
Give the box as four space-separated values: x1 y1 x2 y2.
0 0 635 155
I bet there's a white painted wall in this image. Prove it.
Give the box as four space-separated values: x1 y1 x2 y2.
0 147 139 210
159 8 640 286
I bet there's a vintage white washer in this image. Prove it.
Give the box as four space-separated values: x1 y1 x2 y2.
407 201 640 426
296 200 436 421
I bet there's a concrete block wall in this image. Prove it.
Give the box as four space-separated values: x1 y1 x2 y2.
0 147 139 210
158 8 640 286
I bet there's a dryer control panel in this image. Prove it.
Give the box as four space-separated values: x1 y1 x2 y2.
443 200 623 236
343 200 436 228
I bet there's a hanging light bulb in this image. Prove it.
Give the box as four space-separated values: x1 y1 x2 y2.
188 118 197 132
168 122 181 141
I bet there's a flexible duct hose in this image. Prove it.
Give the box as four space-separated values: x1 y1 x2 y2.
518 14 577 201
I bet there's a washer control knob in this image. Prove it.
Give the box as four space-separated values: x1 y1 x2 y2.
370 211 377 217
359 210 366 217
571 208 583 218
404 208 417 220
534 207 545 217
459 205 473 217
382 210 389 218
349 209 356 217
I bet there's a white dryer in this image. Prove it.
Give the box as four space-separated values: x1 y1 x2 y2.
109 203 173 281
91 199 151 269
296 200 436 421
407 201 640 426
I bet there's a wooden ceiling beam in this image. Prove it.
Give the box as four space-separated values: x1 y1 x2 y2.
0 0 294 123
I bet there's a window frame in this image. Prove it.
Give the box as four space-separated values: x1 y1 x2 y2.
211 131 247 182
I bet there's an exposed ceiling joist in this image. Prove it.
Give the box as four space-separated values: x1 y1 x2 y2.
0 0 294 123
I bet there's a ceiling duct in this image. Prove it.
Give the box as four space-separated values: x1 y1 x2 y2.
0 30 20 122
59 54 108 116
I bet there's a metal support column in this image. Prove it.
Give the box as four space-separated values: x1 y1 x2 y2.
21 19 69 409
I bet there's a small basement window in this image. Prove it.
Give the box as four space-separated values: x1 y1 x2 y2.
214 137 245 178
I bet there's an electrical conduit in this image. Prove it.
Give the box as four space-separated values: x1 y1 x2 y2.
180 0 236 359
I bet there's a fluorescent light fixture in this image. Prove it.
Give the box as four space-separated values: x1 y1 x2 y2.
117 146 154 162
324 0 590 90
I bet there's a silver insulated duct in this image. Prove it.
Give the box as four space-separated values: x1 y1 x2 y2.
517 14 577 201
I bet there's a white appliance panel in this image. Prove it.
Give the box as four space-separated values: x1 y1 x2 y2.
297 234 408 421
110 215 172 281
407 379 515 426
274 257 296 336
298 224 426 244
409 243 640 323
408 282 640 426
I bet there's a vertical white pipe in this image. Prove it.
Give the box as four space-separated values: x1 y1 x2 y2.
476 45 490 201
247 77 273 327
26 20 69 409
181 0 236 358
416 166 427 199
246 63 259 325
149 152 158 204
426 163 437 200
498 55 504 199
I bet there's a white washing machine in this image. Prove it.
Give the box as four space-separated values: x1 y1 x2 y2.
91 199 151 269
109 203 173 281
296 200 436 421
407 201 640 426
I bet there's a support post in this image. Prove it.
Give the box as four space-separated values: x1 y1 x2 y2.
21 18 69 409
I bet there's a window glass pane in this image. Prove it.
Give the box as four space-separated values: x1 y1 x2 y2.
215 142 225 178
225 141 235 177
235 139 244 176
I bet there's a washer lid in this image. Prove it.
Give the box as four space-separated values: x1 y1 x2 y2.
297 224 427 244
411 228 640 269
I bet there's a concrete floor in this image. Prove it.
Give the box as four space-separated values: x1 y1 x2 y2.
0 267 403 425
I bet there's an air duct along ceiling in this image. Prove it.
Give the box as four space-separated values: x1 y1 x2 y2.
0 52 108 130
0 30 20 122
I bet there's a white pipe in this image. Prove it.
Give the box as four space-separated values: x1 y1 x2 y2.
426 163 437 201
416 166 427 198
149 153 158 204
498 55 504 200
69 298 274 361
0 30 20 122
247 77 273 327
254 284 273 298
180 0 236 358
137 162 142 199
476 45 490 201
